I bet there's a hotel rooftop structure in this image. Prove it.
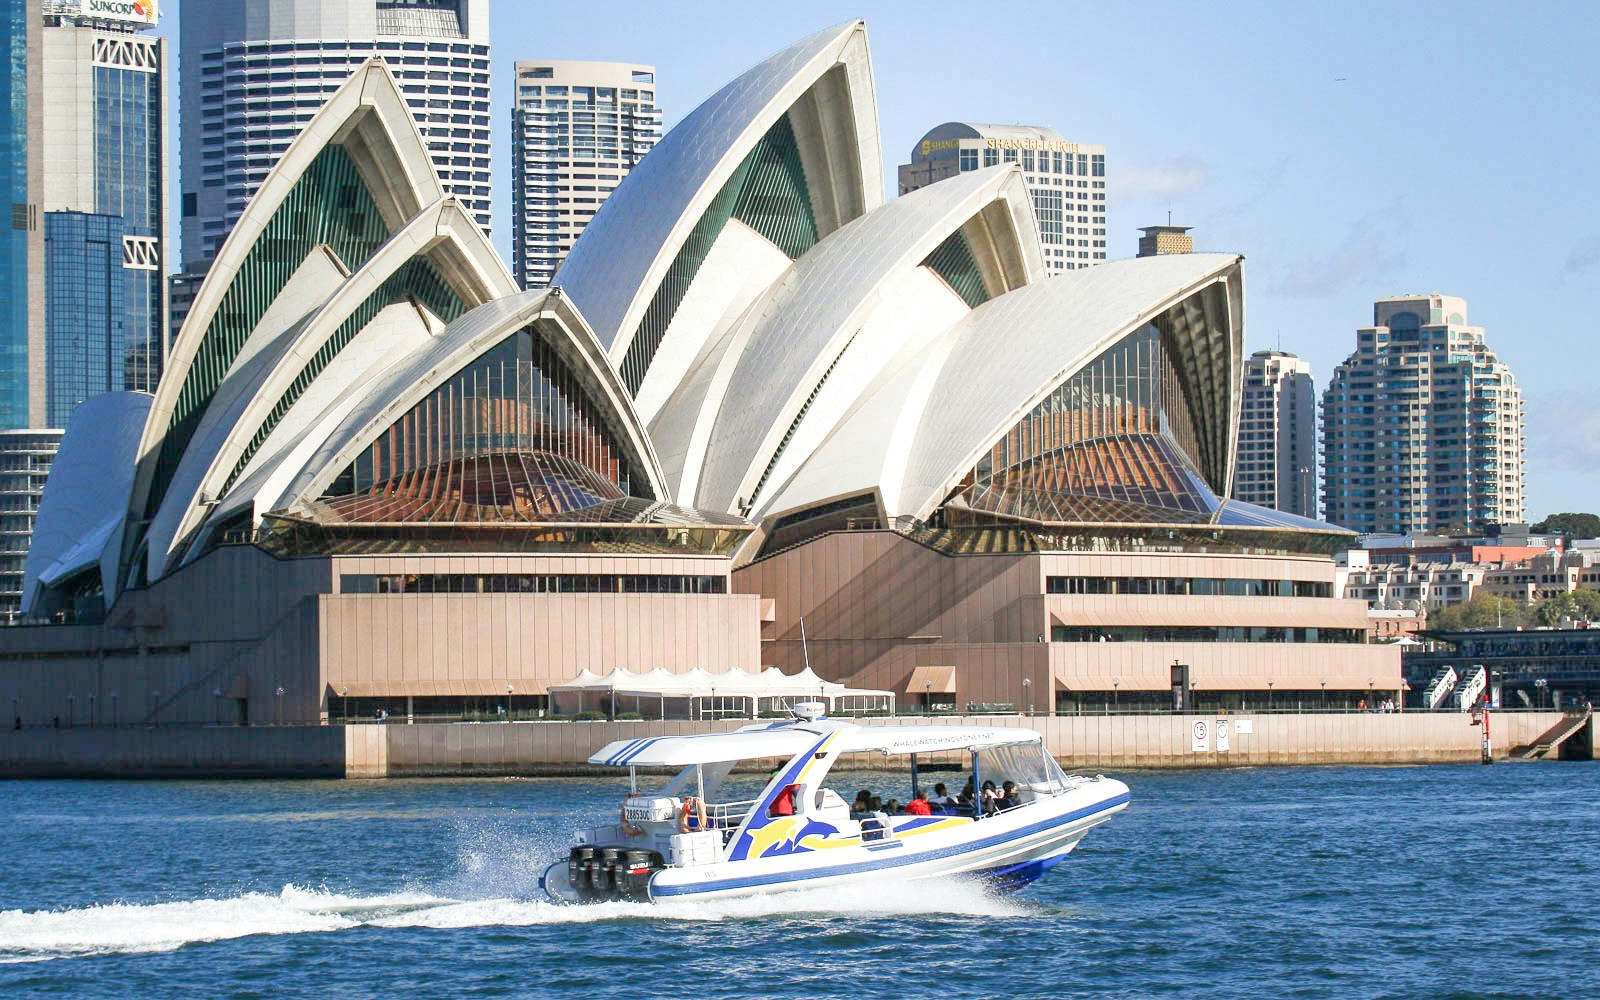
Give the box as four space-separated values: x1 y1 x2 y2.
5 22 1396 730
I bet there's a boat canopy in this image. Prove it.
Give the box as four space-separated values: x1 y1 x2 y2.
589 720 1040 768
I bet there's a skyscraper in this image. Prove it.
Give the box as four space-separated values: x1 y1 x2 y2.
1323 295 1525 534
2 0 44 430
512 60 660 290
1233 350 1316 518
898 123 1106 272
179 0 491 273
39 1 167 422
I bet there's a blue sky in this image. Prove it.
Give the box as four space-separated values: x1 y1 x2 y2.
160 1 1600 520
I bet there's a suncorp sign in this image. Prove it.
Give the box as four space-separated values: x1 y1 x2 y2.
79 0 159 26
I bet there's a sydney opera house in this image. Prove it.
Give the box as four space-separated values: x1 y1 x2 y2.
5 22 1397 729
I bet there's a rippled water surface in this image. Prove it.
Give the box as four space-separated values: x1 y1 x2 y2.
1 763 1596 998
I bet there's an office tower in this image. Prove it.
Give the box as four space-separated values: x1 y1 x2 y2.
0 429 60 617
1233 350 1316 518
1323 295 1525 534
179 0 491 273
1138 224 1193 257
2 0 43 429
33 2 168 425
898 122 1106 272
512 60 660 289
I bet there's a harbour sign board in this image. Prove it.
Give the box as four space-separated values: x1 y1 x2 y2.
1191 720 1209 752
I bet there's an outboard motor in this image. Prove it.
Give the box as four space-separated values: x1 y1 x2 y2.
590 847 623 896
569 846 598 902
569 844 666 902
617 848 663 901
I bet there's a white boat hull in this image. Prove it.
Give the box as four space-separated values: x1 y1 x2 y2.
544 778 1128 904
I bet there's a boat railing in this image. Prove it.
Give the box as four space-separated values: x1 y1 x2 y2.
706 796 761 834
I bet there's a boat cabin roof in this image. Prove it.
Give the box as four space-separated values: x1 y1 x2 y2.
588 719 1040 768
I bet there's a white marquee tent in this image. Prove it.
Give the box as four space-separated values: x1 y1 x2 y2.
548 666 895 719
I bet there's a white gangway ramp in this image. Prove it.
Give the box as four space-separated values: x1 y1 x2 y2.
1423 666 1458 710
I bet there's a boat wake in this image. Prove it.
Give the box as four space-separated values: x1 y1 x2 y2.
0 876 1027 963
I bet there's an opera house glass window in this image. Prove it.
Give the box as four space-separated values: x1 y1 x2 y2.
957 324 1219 525
325 325 643 522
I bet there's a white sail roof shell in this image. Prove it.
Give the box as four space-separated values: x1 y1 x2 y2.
758 253 1246 526
684 165 1041 513
554 20 882 358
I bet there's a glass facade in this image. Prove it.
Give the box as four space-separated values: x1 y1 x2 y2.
1 0 31 428
955 323 1219 524
44 212 124 427
1046 575 1331 598
92 59 163 394
1050 624 1364 644
335 322 646 509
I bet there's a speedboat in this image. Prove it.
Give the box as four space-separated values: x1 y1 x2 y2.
540 703 1129 903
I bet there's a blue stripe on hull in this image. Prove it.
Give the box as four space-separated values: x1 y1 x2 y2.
648 790 1128 899
971 853 1068 892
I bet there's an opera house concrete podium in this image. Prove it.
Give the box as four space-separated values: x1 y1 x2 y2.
8 22 1396 732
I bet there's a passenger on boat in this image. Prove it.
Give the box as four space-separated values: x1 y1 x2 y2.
904 789 932 816
679 794 710 832
851 789 873 817
883 797 902 815
930 782 955 808
998 780 1020 811
980 780 999 816
768 783 798 817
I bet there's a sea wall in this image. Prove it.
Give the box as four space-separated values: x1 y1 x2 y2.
0 724 344 778
0 712 1581 779
361 710 1577 777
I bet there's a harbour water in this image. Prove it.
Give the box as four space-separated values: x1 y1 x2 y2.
1 763 1595 998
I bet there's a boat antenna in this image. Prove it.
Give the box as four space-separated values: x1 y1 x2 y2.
799 616 812 674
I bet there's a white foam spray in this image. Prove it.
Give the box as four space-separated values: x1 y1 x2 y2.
0 874 1027 963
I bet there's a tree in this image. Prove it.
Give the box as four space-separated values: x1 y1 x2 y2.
1569 589 1600 622
1534 593 1577 627
1530 512 1600 538
1429 592 1519 631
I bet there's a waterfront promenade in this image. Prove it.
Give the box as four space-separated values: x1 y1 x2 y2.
0 710 1589 778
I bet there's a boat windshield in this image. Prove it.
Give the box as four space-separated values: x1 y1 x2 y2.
976 742 1073 799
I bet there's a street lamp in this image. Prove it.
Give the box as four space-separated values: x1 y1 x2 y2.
1022 677 1032 715
151 689 161 726
212 688 223 726
1113 678 1120 713
109 692 118 727
87 694 95 727
66 694 75 728
1267 680 1274 713
506 683 514 722
1534 677 1548 709
1319 679 1327 711
924 679 931 714
276 686 285 724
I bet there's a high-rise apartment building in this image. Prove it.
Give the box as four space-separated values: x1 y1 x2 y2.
1323 295 1525 534
1233 350 1316 518
179 0 491 273
512 60 660 290
0 428 60 617
39 1 168 423
899 123 1106 272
